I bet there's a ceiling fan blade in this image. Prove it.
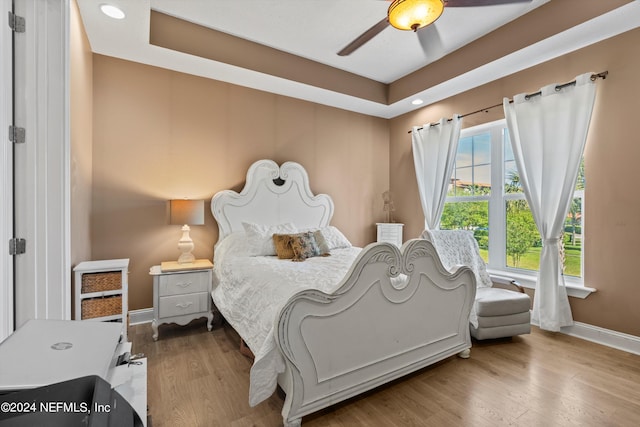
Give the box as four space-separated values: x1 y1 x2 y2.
417 24 444 60
337 17 389 56
444 0 532 6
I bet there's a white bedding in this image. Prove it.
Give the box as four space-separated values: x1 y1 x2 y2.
212 233 361 406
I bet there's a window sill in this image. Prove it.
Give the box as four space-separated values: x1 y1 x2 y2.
486 268 596 299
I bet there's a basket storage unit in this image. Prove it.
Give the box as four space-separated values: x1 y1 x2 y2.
74 259 129 341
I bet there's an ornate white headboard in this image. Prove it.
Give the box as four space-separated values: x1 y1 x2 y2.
211 160 334 244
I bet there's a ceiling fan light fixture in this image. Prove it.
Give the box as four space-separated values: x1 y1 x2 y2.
388 0 445 31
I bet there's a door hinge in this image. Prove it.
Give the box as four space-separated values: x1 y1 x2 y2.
8 11 25 33
9 126 25 144
9 238 26 256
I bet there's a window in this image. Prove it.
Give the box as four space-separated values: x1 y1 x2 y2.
440 120 584 279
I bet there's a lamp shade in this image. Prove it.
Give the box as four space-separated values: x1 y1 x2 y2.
169 199 204 226
388 0 444 31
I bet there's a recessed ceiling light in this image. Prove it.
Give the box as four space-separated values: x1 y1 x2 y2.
100 4 125 20
411 99 424 106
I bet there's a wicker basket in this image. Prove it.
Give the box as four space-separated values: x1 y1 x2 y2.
81 271 121 293
81 295 122 319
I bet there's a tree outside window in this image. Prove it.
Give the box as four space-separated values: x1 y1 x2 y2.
440 121 583 278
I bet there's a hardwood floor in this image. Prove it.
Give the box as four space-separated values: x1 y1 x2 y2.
131 320 640 427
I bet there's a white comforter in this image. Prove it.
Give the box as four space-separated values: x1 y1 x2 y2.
212 242 361 406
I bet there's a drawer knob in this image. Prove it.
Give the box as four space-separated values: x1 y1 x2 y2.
176 302 193 309
176 282 192 288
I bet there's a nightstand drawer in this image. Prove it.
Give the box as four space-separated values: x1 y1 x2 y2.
379 230 400 238
159 292 209 318
376 223 404 247
158 271 209 296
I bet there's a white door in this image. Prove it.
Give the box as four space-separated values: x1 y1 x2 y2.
0 0 14 341
11 0 71 329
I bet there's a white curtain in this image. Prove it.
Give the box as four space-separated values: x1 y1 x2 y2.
503 73 597 331
412 116 463 230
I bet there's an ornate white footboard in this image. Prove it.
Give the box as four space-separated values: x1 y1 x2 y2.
275 239 476 426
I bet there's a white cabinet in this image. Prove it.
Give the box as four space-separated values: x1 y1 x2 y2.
149 259 214 341
74 259 129 341
376 223 404 247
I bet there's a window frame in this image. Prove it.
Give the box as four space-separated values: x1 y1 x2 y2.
445 119 593 297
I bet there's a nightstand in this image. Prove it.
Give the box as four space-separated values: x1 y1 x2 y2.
149 259 214 341
376 223 404 247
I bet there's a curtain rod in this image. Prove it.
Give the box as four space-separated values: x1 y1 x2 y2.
407 71 608 134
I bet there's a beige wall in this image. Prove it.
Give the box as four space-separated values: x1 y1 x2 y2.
390 28 640 336
82 18 640 336
70 0 93 316
91 56 389 311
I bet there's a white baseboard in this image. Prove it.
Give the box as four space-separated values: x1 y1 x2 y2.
128 308 153 325
560 321 640 356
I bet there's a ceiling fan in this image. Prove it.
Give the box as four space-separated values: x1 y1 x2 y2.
337 0 533 56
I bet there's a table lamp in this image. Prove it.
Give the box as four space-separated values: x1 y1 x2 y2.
169 199 204 264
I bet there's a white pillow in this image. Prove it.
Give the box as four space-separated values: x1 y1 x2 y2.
214 232 251 263
319 226 352 250
242 222 298 256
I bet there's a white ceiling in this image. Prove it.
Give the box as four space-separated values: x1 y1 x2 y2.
77 0 640 118
150 0 549 84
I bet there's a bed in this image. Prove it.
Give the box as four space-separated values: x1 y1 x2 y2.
210 159 476 426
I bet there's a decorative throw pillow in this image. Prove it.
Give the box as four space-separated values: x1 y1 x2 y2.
289 231 321 262
313 230 331 256
272 234 296 259
318 226 352 250
242 222 298 256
